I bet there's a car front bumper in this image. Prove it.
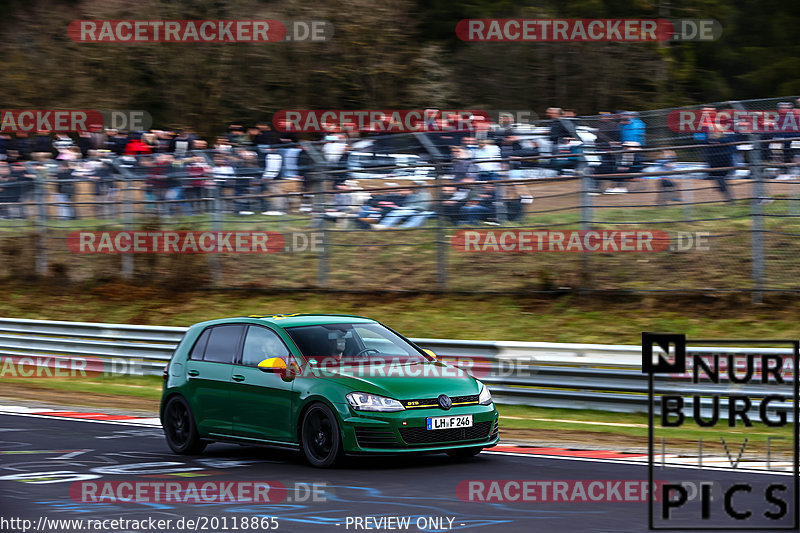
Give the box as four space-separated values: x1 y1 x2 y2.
336 402 500 454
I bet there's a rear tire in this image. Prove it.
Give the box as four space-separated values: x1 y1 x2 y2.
447 446 483 459
301 403 343 468
163 396 207 455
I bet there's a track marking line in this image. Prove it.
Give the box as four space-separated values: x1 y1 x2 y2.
484 450 796 475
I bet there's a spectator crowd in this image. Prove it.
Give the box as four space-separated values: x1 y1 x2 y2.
1 100 798 223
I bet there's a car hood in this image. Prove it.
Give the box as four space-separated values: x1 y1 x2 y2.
309 360 480 399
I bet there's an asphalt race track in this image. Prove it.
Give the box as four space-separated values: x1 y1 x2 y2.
0 412 795 533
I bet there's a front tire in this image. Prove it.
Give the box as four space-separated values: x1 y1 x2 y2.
163 396 207 455
447 446 483 459
300 403 343 468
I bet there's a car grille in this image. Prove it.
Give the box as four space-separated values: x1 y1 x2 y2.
401 394 480 409
400 420 493 445
354 427 397 448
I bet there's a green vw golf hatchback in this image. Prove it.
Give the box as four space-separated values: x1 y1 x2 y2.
161 314 499 467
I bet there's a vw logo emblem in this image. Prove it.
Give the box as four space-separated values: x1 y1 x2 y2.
437 394 452 410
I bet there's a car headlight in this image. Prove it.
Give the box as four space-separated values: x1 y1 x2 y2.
346 392 405 412
477 381 493 405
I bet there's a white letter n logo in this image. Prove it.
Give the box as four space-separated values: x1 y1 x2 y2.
643 332 686 374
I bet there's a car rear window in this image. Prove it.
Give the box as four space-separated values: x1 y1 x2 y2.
202 324 245 364
188 328 211 361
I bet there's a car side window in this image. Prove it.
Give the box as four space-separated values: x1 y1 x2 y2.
241 326 290 367
203 324 245 364
188 328 211 361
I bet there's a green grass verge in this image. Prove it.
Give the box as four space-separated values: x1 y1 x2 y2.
0 375 163 400
497 404 792 448
0 284 798 344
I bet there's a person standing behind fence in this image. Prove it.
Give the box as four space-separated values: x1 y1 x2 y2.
165 155 188 217
596 112 620 159
124 133 153 157
170 130 195 156
77 130 92 159
0 134 9 162
231 150 259 215
450 146 478 183
474 139 501 181
254 122 278 146
547 107 570 146
619 111 646 146
110 130 129 155
12 133 31 161
148 153 171 214
32 130 54 160
650 150 680 204
259 148 284 215
77 153 117 218
0 162 15 218
55 160 76 220
212 154 235 213
702 128 735 203
605 141 643 194
295 145 316 213
185 156 210 215
8 162 31 218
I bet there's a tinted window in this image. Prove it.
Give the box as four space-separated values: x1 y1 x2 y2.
203 325 244 364
285 323 424 363
188 328 211 361
241 326 290 367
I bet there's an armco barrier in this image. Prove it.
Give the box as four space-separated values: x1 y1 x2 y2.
0 318 793 418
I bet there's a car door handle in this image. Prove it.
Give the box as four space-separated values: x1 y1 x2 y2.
187 370 200 377
232 375 245 382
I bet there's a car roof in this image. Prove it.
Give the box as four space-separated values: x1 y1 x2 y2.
193 314 378 329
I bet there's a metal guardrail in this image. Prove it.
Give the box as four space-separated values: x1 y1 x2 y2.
0 318 794 418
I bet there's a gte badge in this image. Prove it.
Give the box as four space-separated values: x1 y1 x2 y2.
644 333 799 530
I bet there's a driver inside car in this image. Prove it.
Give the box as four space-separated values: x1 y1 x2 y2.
328 330 348 360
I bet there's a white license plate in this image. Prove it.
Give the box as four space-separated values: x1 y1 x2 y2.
426 415 473 430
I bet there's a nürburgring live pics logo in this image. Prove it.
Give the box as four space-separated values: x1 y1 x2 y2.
644 332 799 530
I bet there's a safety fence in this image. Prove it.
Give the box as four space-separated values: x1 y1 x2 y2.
0 318 793 420
1 96 800 297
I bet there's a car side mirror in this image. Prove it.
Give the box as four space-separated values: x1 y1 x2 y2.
422 349 437 361
258 357 287 373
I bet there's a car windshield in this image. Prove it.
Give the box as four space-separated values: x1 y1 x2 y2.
284 323 427 364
